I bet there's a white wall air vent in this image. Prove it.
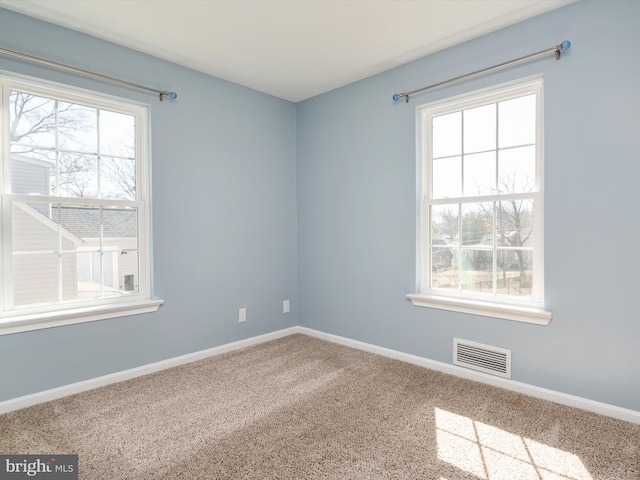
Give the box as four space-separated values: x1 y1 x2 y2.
453 338 511 379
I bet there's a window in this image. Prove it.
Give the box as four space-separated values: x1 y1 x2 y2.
0 75 162 334
408 77 551 324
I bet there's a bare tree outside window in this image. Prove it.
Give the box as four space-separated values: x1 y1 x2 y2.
10 92 136 201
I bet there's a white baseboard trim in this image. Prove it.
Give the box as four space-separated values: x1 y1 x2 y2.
0 327 298 415
2 325 639 426
297 327 640 425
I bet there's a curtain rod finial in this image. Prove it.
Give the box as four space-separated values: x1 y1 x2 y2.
560 40 571 51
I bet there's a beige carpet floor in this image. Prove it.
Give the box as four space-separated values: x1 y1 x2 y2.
1 333 638 479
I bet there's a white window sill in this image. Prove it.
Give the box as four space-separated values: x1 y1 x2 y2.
0 298 164 335
407 293 552 325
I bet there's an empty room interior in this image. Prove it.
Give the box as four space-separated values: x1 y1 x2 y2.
0 1 638 478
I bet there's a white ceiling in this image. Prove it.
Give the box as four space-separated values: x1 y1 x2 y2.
0 0 574 102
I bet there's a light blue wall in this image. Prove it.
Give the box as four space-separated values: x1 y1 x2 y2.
0 9 298 401
296 0 640 411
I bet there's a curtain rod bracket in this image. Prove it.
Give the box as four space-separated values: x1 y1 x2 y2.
392 40 571 103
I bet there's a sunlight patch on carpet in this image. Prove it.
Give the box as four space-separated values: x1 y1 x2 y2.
435 408 594 480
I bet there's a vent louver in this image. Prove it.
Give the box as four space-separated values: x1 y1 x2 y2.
453 338 511 379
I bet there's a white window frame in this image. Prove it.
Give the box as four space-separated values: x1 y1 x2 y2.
0 73 162 335
408 76 551 325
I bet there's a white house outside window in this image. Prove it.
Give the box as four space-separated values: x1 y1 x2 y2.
0 75 161 334
408 77 551 324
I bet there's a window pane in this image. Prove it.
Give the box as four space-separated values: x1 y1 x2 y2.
431 245 454 273
431 205 459 290
67 249 137 300
431 204 459 246
101 157 136 200
431 247 458 290
463 152 496 196
433 157 461 199
104 207 139 296
461 203 493 247
463 103 496 154
497 200 534 248
57 204 101 242
10 200 72 307
12 201 59 252
9 92 56 148
58 153 98 198
101 249 121 298
103 206 138 247
58 102 97 153
10 149 55 196
461 250 493 294
432 112 461 158
497 250 533 298
12 253 60 306
100 110 135 158
498 94 536 148
498 146 535 193
76 251 102 300
60 253 84 301
118 251 139 294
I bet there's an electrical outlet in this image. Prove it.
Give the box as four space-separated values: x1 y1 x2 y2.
283 299 290 314
238 307 246 323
